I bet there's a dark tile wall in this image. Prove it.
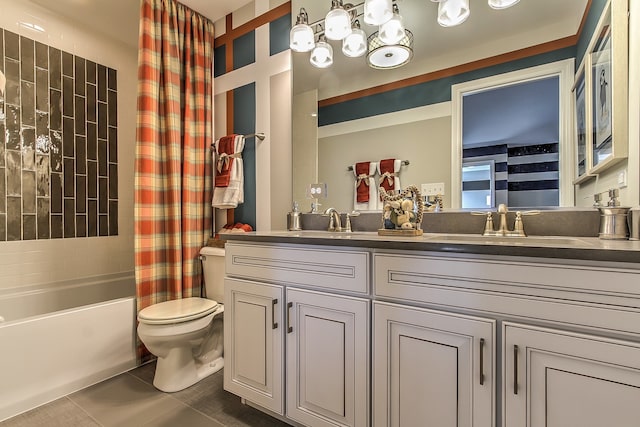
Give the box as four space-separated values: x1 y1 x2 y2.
0 28 118 241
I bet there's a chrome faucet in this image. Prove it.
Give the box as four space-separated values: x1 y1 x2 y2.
323 207 342 232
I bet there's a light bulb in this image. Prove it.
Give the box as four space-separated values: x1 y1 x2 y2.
290 24 315 52
437 0 470 27
325 5 351 40
289 8 315 52
342 22 367 57
488 0 520 9
310 39 334 68
364 0 393 26
378 6 404 45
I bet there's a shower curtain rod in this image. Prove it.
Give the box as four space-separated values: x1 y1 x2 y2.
347 160 410 171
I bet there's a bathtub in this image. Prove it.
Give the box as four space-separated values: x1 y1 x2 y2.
0 273 137 422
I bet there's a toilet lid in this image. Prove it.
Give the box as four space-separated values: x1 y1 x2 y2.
138 297 219 325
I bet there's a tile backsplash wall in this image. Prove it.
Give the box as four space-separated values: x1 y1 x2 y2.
0 28 118 241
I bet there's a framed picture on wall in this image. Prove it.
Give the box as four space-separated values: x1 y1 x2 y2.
591 23 612 165
584 0 629 175
573 67 589 183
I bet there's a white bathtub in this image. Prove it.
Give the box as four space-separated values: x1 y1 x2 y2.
0 273 138 422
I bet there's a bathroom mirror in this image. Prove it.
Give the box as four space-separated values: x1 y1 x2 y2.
291 0 630 213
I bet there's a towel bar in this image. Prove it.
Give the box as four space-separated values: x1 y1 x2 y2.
210 133 265 151
347 160 409 171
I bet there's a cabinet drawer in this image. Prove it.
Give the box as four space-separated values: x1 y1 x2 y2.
374 252 640 335
226 243 369 294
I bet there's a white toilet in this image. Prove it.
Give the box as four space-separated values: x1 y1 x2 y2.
137 246 226 392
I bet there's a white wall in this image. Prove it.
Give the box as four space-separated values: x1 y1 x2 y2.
292 89 318 211
0 0 136 292
318 105 452 211
212 0 292 232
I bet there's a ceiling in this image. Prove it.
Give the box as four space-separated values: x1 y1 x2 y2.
28 0 590 99
28 0 254 49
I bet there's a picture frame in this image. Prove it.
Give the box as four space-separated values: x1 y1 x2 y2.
572 66 590 184
582 0 629 176
591 21 612 167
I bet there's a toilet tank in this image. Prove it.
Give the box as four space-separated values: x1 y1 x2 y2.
199 246 225 303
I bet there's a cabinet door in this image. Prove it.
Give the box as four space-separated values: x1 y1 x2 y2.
224 278 284 415
504 322 640 427
286 288 369 427
373 302 495 427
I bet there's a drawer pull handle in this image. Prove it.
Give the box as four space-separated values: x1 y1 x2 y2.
479 338 485 386
513 345 519 395
272 299 278 329
287 302 293 333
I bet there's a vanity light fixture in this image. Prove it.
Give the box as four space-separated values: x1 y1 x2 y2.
378 3 405 45
290 8 315 52
342 20 367 57
310 36 334 68
325 0 353 41
291 1 414 70
363 0 393 26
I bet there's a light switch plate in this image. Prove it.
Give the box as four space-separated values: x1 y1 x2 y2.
421 182 445 196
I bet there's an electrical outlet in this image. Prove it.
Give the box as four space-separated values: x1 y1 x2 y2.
617 170 628 188
421 182 445 196
306 183 328 199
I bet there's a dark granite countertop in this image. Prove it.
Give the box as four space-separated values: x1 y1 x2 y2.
221 230 640 267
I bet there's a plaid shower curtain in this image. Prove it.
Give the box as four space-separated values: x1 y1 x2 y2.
135 0 214 358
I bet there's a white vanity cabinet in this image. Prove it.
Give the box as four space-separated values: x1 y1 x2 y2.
223 242 370 427
373 251 640 427
503 322 640 427
373 302 495 427
224 277 284 414
286 288 369 427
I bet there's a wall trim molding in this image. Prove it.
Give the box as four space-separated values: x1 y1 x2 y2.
319 36 577 108
318 102 451 139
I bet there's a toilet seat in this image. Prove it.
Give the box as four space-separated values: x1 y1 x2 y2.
138 297 220 325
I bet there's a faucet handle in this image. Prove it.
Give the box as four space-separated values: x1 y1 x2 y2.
344 211 359 232
511 210 540 237
471 211 496 235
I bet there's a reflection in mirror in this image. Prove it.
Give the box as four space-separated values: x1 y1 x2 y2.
462 161 495 209
461 75 561 209
292 0 636 213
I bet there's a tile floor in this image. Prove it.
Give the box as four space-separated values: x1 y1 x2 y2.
0 362 291 427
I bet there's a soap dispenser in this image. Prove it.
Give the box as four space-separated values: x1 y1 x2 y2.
287 202 302 231
597 189 630 240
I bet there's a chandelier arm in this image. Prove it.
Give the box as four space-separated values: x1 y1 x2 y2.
307 0 399 35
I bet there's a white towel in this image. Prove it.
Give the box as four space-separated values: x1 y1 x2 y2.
353 161 379 211
212 135 245 209
377 159 402 194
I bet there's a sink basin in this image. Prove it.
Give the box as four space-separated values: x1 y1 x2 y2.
422 234 591 247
